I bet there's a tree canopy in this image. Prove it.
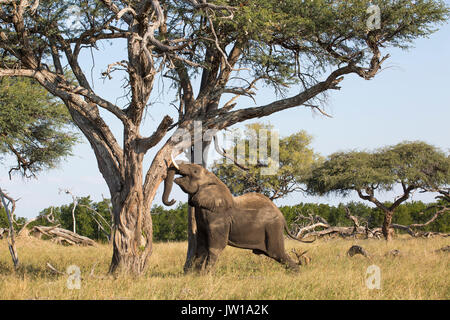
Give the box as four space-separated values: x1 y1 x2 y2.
0 77 78 177
306 141 450 239
212 123 321 200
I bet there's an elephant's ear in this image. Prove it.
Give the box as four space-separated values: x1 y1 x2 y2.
192 184 233 210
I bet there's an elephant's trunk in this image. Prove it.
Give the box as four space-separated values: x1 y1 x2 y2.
162 166 177 206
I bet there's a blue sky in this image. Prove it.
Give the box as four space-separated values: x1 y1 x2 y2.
2 12 450 219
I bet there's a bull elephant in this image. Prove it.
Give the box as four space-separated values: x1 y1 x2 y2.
162 159 313 272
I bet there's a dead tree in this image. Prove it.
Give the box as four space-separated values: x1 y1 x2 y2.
57 190 112 241
293 205 449 240
0 188 19 269
30 225 96 246
78 204 112 242
60 189 78 234
17 204 98 246
16 207 56 237
391 202 449 238
293 208 382 239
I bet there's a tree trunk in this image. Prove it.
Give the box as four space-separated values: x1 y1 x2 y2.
109 186 151 275
382 210 394 241
108 141 175 275
0 189 19 269
108 135 150 275
183 204 198 273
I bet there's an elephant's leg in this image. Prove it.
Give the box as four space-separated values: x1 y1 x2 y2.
265 228 299 271
204 240 227 272
191 228 209 272
203 222 229 273
266 250 299 271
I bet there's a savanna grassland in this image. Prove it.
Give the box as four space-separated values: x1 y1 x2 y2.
0 235 448 300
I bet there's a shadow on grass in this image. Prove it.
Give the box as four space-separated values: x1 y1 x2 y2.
0 260 62 280
146 269 185 278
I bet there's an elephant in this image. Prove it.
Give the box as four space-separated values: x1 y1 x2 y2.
162 159 313 272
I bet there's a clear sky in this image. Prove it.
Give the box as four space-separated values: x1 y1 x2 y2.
1 11 449 219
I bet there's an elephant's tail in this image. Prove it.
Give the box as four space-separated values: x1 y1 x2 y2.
284 221 316 243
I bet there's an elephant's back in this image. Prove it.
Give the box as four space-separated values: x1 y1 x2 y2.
234 193 281 214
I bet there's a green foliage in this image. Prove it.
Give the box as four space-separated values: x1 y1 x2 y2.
209 0 450 89
158 0 450 94
26 199 189 242
212 124 321 200
0 206 26 230
380 141 450 190
280 200 449 233
0 77 79 177
35 197 112 242
0 207 9 229
152 203 189 242
307 141 450 196
19 198 447 242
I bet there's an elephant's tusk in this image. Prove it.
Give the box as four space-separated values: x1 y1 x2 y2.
171 152 180 170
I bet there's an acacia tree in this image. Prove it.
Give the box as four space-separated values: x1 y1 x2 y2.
0 0 448 274
0 76 77 269
306 141 450 240
0 77 78 177
212 123 321 200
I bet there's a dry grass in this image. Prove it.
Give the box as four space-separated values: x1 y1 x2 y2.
0 235 448 300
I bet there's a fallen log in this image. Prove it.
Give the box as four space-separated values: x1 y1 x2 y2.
30 225 96 246
295 205 448 240
294 208 383 240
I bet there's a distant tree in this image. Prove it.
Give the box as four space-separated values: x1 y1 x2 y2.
0 77 78 178
0 76 78 268
36 197 112 242
306 141 450 240
212 123 321 200
152 203 188 242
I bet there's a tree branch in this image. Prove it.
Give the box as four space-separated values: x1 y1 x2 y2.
205 64 352 129
357 189 389 212
137 115 173 153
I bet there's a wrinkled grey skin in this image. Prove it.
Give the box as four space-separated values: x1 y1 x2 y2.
163 162 313 272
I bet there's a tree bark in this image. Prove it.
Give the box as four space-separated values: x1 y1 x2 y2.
109 185 151 275
382 210 394 241
108 140 174 275
0 188 19 269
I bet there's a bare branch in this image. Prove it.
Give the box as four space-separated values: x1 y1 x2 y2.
0 187 19 268
17 207 56 236
213 135 249 171
204 64 353 129
183 0 236 18
100 0 133 24
137 115 174 153
303 104 333 118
